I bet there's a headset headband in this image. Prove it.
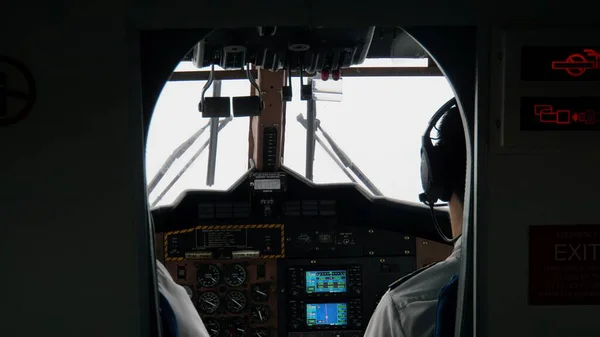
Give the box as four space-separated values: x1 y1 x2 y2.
423 97 458 142
419 97 458 205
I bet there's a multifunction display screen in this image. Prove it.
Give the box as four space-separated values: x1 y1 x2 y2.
305 270 347 293
306 303 348 326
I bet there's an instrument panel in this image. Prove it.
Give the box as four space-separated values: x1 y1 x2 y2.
158 226 451 337
166 259 278 337
154 168 453 337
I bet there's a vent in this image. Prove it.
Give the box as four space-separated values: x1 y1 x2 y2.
198 202 251 219
284 200 336 217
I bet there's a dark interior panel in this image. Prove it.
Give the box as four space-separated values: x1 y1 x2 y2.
153 167 452 337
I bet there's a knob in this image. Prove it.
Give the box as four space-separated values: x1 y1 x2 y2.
332 69 341 81
182 285 193 298
264 205 272 217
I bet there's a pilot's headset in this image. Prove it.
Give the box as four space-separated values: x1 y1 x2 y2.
419 97 461 243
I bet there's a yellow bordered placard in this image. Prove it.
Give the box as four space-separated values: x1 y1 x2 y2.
164 224 285 261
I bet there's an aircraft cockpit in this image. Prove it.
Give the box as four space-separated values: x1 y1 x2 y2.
7 3 600 337
147 26 459 337
7 2 600 336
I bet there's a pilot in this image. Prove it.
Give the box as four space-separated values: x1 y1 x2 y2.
156 260 210 337
363 99 466 337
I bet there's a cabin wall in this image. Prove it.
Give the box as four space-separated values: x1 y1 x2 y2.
0 3 147 337
481 154 600 336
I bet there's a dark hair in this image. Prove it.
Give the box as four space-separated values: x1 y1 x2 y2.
436 106 467 204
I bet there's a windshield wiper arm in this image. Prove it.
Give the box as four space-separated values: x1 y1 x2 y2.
206 80 222 187
296 114 357 184
296 113 383 196
147 121 212 195
150 117 233 207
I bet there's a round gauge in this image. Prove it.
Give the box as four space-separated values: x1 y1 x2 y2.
226 317 248 337
251 284 269 302
204 317 221 337
251 305 270 323
223 264 246 287
252 328 269 337
197 292 220 315
182 285 193 298
197 264 221 288
224 291 247 313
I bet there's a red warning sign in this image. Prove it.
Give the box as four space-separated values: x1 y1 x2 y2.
529 225 600 305
551 49 600 77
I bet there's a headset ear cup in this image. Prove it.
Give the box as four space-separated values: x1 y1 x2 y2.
421 143 443 203
420 147 430 193
428 146 443 202
437 146 453 202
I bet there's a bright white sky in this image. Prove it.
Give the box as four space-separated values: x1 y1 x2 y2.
145 59 454 207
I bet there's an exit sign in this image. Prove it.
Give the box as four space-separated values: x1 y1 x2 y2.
529 225 600 305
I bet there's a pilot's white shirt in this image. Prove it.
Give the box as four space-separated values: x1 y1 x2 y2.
363 237 462 337
156 260 210 337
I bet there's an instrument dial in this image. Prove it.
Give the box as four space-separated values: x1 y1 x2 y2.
197 292 220 315
182 285 193 298
197 264 221 288
204 317 221 337
251 284 269 302
251 305 270 323
223 264 246 287
252 328 269 337
226 317 248 337
225 291 247 313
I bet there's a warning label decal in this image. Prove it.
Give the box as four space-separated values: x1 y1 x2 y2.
164 224 285 261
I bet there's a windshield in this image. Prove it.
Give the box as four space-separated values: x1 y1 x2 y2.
145 59 453 206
